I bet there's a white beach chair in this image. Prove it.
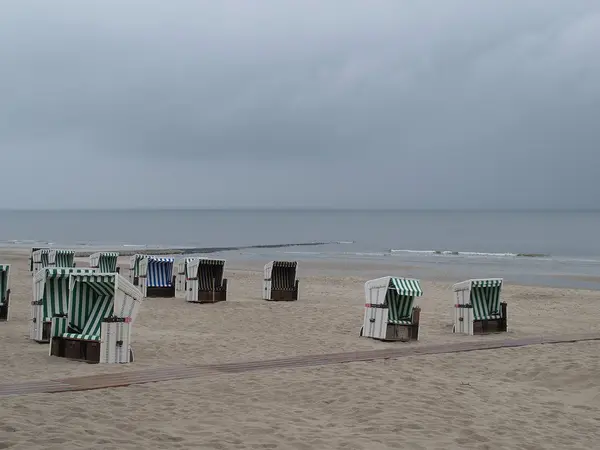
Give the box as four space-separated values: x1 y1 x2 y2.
0 265 11 322
90 252 120 273
31 267 97 342
49 272 143 363
185 258 228 303
31 248 51 275
361 276 422 342
138 256 175 298
263 261 299 301
48 249 76 268
453 278 507 335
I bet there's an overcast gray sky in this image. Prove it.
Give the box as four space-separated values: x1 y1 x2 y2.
1 0 599 209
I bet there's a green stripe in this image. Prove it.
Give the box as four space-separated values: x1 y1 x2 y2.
391 277 423 296
0 265 8 305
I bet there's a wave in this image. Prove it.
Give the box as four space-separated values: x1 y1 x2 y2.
389 249 550 258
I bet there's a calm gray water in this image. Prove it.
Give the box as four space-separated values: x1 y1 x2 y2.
1 209 599 289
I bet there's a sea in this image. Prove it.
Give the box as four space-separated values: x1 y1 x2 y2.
1 209 599 290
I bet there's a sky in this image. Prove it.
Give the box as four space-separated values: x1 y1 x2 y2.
1 0 599 209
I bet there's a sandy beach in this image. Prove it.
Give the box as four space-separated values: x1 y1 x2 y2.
1 248 599 449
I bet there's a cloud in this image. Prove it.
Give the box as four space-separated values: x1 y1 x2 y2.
0 0 599 208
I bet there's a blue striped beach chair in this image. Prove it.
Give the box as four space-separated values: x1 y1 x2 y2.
49 273 143 363
361 276 422 341
0 265 11 322
453 278 507 335
138 256 175 298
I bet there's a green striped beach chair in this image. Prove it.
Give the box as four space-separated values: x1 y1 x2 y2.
361 276 422 342
90 252 119 273
48 249 76 268
0 265 11 322
263 261 299 301
453 278 507 335
129 254 144 286
30 267 97 342
30 247 49 272
49 273 143 364
31 248 51 274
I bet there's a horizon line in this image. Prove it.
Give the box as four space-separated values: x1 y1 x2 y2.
1 207 599 213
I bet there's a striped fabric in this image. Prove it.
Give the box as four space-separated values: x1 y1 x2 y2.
270 261 297 290
30 247 48 271
470 280 503 321
387 278 422 324
66 274 116 341
33 249 51 268
0 265 9 305
51 317 68 338
192 259 225 290
147 257 174 287
42 268 96 320
390 278 423 297
131 254 144 277
52 250 75 267
91 252 119 272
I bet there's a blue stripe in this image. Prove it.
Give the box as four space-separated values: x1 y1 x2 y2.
147 258 173 287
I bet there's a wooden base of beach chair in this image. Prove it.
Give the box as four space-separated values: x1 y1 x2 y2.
41 321 52 342
51 337 101 363
265 281 299 301
472 302 508 334
380 308 421 342
194 289 227 303
146 285 176 298
0 290 9 321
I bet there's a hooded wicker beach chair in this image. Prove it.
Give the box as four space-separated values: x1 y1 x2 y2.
138 256 175 298
30 247 49 273
90 252 120 273
185 258 227 303
48 249 76 268
0 265 11 322
129 254 144 286
31 248 51 274
49 272 143 363
31 267 97 342
453 278 507 335
263 260 299 301
361 276 422 342
174 257 196 298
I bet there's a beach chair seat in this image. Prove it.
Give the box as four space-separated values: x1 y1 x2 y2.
0 265 11 322
453 278 507 335
263 261 299 301
50 273 143 363
186 258 228 303
361 277 422 342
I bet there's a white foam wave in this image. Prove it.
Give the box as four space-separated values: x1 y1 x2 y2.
390 249 520 258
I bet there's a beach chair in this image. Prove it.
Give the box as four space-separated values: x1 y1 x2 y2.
138 256 175 298
0 265 11 322
453 278 507 335
174 257 195 299
360 276 422 342
90 252 120 273
48 249 76 268
31 267 97 342
263 260 299 301
31 248 51 274
49 272 143 363
30 247 49 272
129 254 144 286
186 258 227 303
